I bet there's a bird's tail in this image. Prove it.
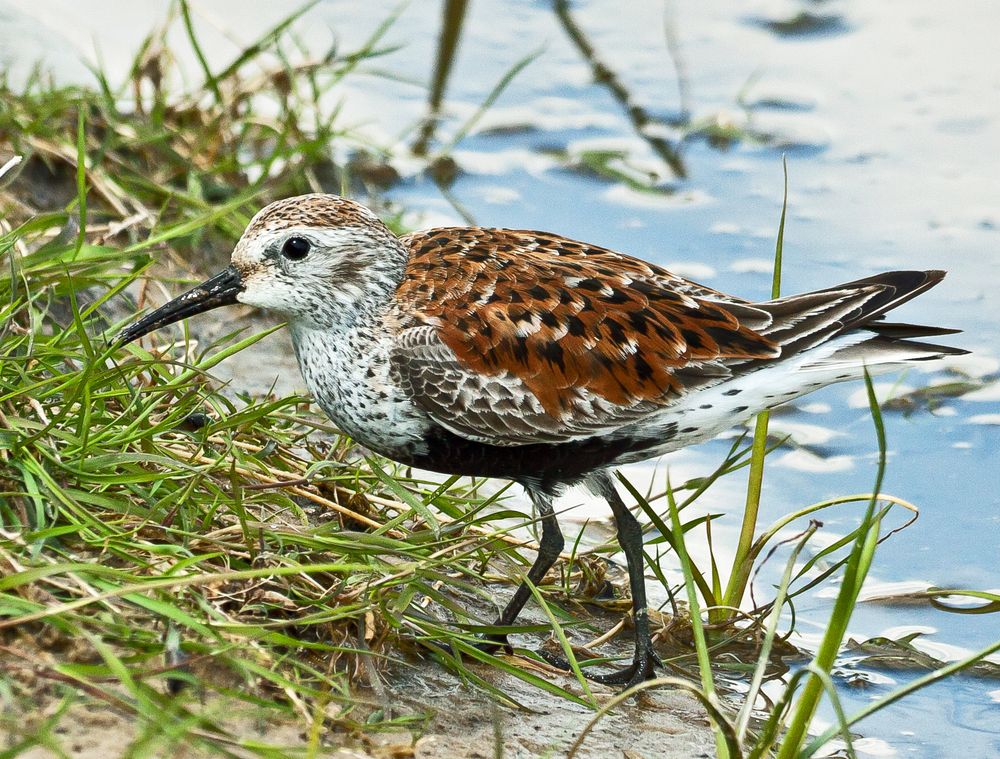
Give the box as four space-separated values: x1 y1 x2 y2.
754 270 968 366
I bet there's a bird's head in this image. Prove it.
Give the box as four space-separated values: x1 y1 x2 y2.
115 194 406 345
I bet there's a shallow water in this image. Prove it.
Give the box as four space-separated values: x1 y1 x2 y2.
3 0 999 754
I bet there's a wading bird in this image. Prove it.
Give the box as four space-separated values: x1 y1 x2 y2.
117 194 964 688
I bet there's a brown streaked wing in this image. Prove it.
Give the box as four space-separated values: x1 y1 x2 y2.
392 228 779 437
390 325 669 446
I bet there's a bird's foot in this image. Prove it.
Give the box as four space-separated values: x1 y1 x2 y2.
540 647 661 690
584 648 661 689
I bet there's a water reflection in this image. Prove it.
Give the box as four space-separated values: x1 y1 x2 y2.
412 0 469 156
553 0 687 177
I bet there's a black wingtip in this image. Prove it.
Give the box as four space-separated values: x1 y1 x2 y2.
831 269 951 331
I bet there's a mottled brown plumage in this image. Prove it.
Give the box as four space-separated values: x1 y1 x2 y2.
395 228 779 416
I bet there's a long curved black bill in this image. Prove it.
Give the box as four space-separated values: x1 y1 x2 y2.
114 265 244 346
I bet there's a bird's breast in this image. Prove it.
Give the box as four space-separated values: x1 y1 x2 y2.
288 323 432 455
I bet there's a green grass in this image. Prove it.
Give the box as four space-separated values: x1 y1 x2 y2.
0 1 409 250
0 212 599 755
2 6 999 759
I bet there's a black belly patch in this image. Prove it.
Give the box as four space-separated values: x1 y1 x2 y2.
389 423 677 487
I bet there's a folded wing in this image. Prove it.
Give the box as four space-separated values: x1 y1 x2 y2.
391 228 777 446
391 229 956 448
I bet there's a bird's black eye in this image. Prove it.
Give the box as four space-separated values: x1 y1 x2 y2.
281 236 311 261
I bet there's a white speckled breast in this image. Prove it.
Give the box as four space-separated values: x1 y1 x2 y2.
288 321 431 454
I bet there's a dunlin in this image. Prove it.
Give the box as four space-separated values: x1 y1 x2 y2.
117 193 965 687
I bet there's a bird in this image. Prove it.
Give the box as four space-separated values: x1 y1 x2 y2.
115 193 966 689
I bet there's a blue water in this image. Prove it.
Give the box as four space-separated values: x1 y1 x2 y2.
5 0 998 753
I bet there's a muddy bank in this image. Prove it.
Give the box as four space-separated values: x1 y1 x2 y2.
2 576 717 759
2 666 713 759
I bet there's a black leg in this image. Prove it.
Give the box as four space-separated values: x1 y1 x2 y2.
478 485 564 652
580 471 660 687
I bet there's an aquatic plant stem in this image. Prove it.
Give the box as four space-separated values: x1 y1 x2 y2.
775 370 887 758
719 158 786 621
666 480 730 759
735 521 818 744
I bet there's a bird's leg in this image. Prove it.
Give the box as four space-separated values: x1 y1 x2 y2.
476 486 564 654
579 471 661 688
